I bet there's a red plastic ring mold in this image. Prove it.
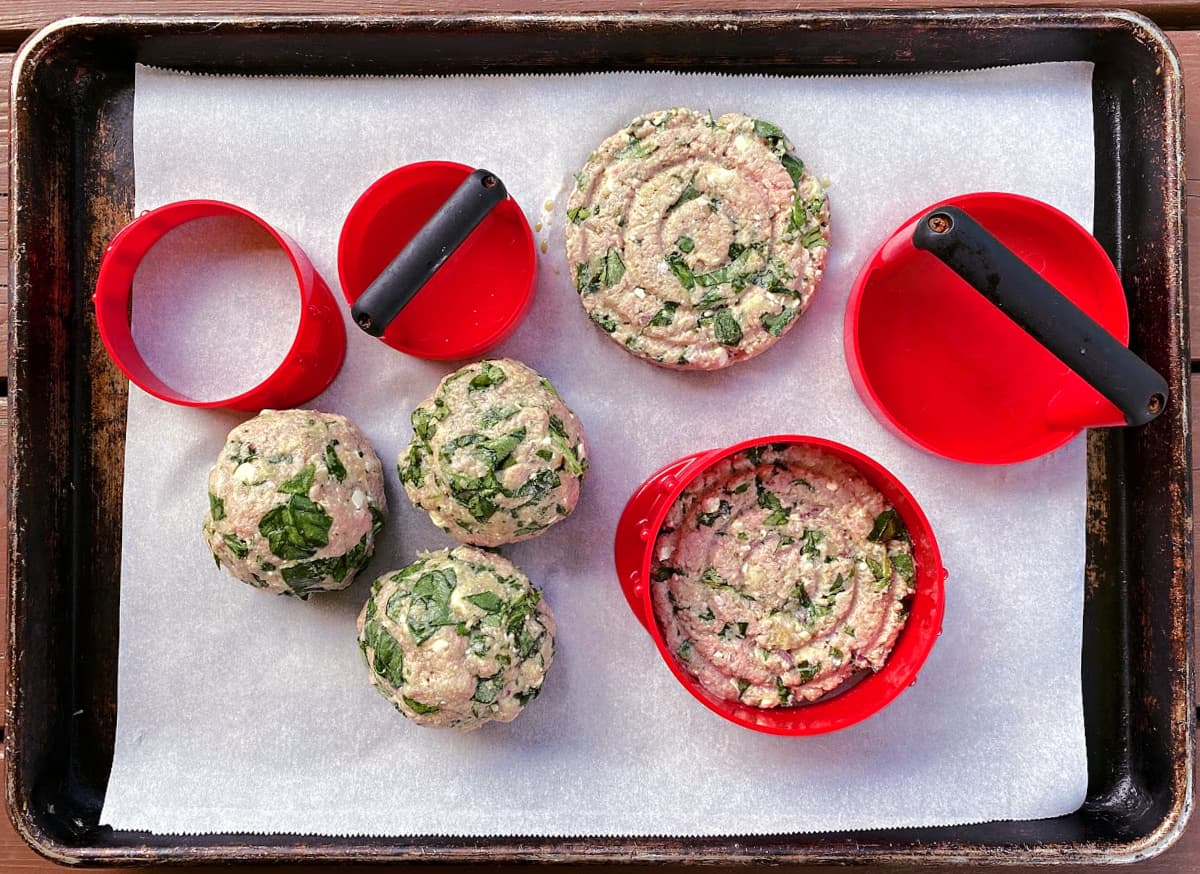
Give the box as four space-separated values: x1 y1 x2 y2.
845 192 1130 464
614 435 946 736
337 161 537 360
92 199 345 411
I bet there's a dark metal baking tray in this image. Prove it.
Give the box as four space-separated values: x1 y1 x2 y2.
5 9 1193 866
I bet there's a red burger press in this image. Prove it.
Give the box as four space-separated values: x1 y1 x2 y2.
845 192 1167 464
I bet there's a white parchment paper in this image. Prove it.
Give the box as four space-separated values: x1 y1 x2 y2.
101 63 1095 836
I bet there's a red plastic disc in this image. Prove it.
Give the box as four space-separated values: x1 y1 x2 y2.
92 200 345 411
337 161 537 360
613 436 946 736
845 192 1129 465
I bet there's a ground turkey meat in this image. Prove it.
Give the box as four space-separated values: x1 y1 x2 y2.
566 107 830 370
357 546 555 730
650 443 914 708
398 359 588 546
204 409 387 598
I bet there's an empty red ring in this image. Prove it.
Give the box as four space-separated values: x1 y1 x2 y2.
92 200 346 410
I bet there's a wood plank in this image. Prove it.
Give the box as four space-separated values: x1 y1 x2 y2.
0 9 1197 872
1 0 1200 39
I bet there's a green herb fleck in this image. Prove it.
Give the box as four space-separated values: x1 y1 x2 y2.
761 307 796 337
801 528 823 556
667 176 703 213
467 591 504 613
651 565 680 582
209 493 225 522
781 152 805 187
775 676 792 705
469 362 508 391
676 235 695 253
698 500 731 527
324 442 346 482
278 464 315 496
868 508 905 543
666 251 696 289
403 696 440 715
796 660 820 683
590 310 619 333
649 300 679 327
617 136 658 159
222 533 249 560
566 205 593 224
753 118 786 142
713 309 743 346
891 552 916 582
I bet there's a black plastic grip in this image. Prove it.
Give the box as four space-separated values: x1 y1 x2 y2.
351 168 508 336
912 205 1167 427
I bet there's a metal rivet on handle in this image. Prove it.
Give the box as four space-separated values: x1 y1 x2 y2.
927 213 953 234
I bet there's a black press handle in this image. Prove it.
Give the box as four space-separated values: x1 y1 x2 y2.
912 206 1167 427
351 168 508 336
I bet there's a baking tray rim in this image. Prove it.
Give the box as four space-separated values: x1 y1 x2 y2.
5 7 1192 866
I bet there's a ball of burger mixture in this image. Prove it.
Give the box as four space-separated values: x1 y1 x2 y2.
204 409 387 598
398 359 588 546
357 546 555 730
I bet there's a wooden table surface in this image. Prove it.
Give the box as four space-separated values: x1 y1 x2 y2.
1 1 1197 870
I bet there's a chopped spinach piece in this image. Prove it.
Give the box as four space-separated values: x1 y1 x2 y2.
713 309 743 346
801 528 823 556
222 533 249 560
677 639 694 662
828 573 847 596
516 685 542 706
868 508 905 542
406 568 458 644
590 310 619 333
479 404 520 428
775 676 792 705
467 591 504 613
324 442 346 482
666 251 696 289
829 646 844 661
756 480 789 526
602 248 625 287
667 176 703 213
517 468 561 500
469 362 508 391
648 300 679 327
651 565 681 582
891 552 916 582
794 583 813 610
616 136 658 159
278 464 315 496
780 152 805 187
403 696 440 715
734 678 750 698
473 675 503 704
209 493 225 521
676 235 695 253
698 499 732 527
753 118 786 143
698 605 715 622
796 660 820 683
259 494 332 560
566 205 593 223
363 618 405 687
761 307 796 337
865 555 890 582
280 531 370 595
